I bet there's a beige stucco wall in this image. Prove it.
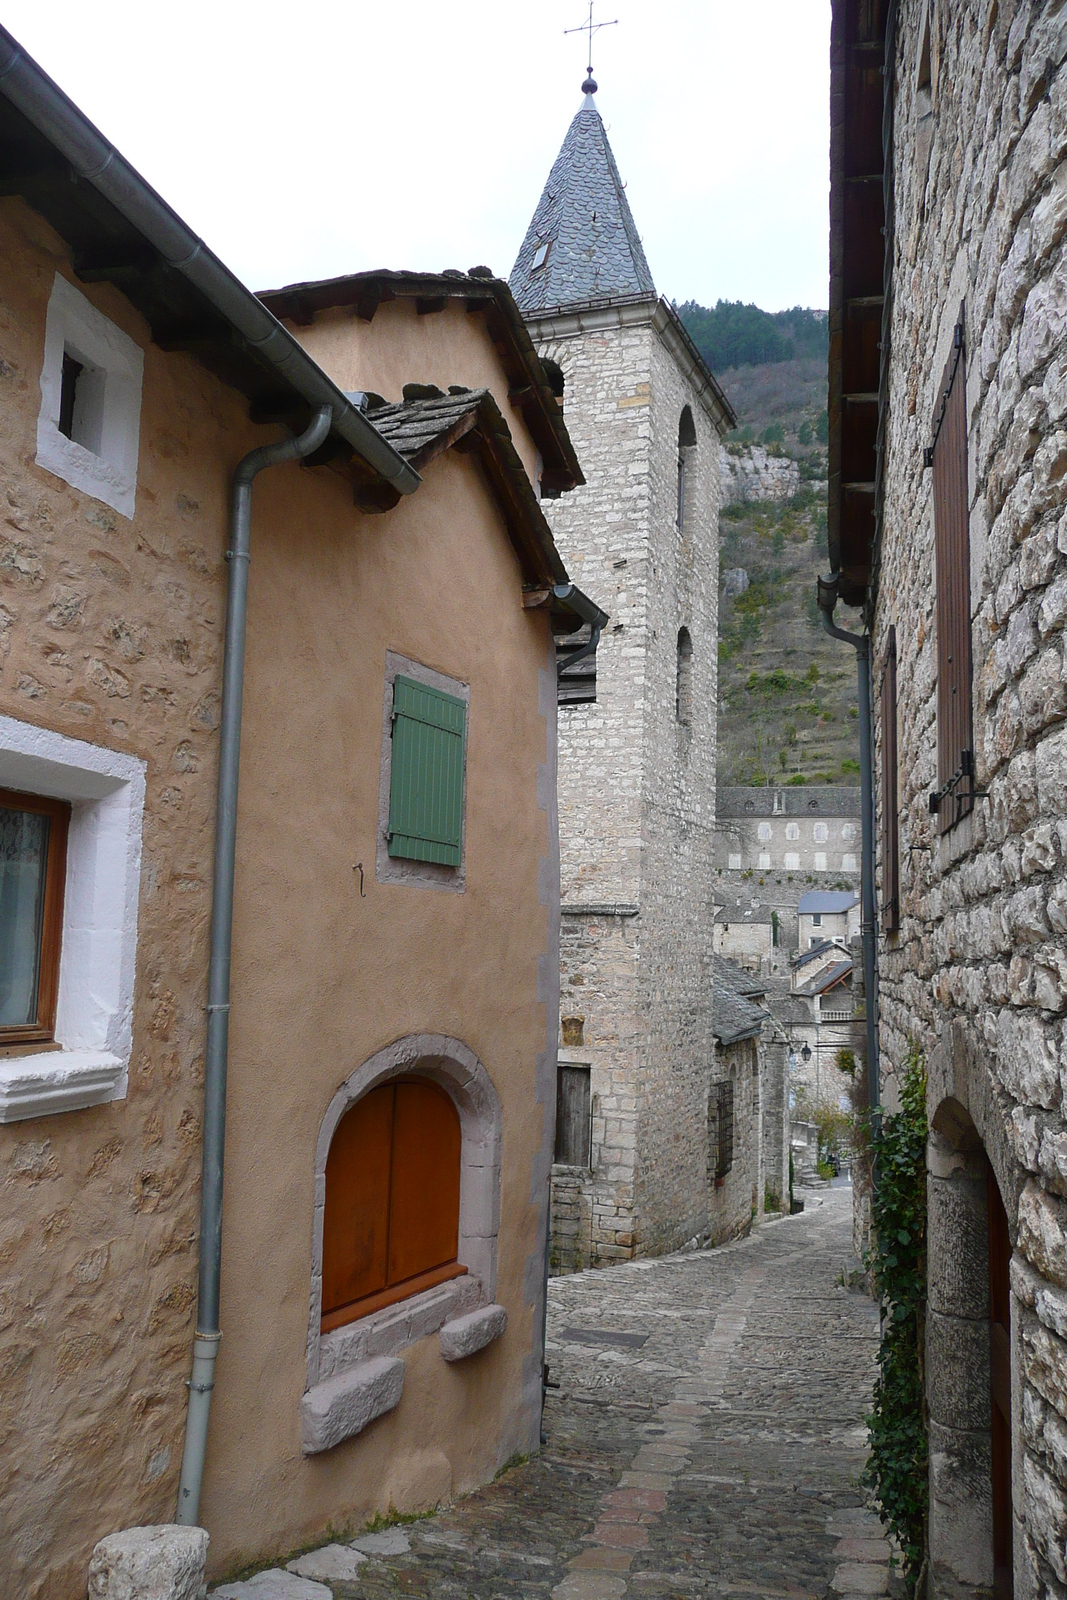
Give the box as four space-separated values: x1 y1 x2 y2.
278 296 543 487
0 198 557 1594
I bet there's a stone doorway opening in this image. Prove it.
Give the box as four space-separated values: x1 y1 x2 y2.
928 1096 1015 1600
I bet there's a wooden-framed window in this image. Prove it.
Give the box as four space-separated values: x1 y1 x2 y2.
0 788 69 1047
555 1063 591 1167
556 626 597 705
929 309 973 833
713 1078 734 1180
321 1077 466 1334
387 676 466 867
880 626 900 932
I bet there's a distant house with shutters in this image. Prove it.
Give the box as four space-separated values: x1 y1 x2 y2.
0 32 600 1593
796 889 860 952
827 3 1067 1593
508 74 738 1272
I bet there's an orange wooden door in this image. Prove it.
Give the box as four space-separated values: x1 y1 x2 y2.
321 1084 394 1318
387 1080 462 1286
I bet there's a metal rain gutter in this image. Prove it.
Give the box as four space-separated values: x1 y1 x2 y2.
175 406 335 1528
817 574 880 1137
0 29 419 498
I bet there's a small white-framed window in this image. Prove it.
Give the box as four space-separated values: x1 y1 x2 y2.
842 823 856 842
728 852 743 870
0 715 146 1123
786 822 799 841
813 822 829 843
784 852 800 871
842 853 858 872
757 821 772 842
758 851 771 870
36 274 144 521
814 851 828 871
811 913 823 927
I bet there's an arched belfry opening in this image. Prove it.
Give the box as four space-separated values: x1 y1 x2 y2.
928 1096 1015 1600
677 406 697 530
676 627 693 724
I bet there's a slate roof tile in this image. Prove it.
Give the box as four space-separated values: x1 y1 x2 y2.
713 955 769 1046
509 95 655 314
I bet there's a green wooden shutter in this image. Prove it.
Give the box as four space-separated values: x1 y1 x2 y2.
388 676 466 866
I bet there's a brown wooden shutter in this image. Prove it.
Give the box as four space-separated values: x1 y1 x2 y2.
321 1084 394 1320
555 1064 591 1165
321 1077 465 1334
880 627 900 932
930 309 974 833
387 1080 462 1286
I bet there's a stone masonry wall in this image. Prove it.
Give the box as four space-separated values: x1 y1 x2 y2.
875 6 1067 1596
536 306 722 1264
541 315 654 1263
635 327 721 1255
0 201 228 1597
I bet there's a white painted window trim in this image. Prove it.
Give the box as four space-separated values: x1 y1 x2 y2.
0 716 146 1122
36 273 144 521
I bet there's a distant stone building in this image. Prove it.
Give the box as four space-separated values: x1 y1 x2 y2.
713 957 791 1223
712 897 786 977
715 785 861 951
510 78 736 1268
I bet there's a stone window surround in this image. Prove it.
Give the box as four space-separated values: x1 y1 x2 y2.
0 715 146 1123
36 273 144 521
305 1032 503 1394
376 651 470 894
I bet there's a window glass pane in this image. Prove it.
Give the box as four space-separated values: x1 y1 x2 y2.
0 806 49 1027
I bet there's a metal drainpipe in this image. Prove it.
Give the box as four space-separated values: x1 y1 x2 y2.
175 405 333 1527
816 575 880 1136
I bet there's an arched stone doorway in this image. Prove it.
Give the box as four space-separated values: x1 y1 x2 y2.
928 1095 1014 1599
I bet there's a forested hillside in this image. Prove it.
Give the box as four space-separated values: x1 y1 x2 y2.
679 299 828 374
677 301 861 790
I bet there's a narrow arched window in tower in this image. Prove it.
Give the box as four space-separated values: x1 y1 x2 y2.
677 406 697 530
676 627 693 724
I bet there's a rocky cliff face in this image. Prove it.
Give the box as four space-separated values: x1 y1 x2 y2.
720 443 800 503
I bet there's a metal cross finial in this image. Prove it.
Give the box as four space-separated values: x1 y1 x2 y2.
565 1 617 95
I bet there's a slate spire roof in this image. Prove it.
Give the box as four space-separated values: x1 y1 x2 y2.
509 90 655 315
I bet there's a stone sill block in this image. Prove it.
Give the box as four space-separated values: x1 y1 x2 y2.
0 1049 124 1123
439 1303 508 1360
300 1355 404 1455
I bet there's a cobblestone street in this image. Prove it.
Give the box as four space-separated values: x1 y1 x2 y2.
218 1188 890 1600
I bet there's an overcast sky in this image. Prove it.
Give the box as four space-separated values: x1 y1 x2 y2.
4 1 831 313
